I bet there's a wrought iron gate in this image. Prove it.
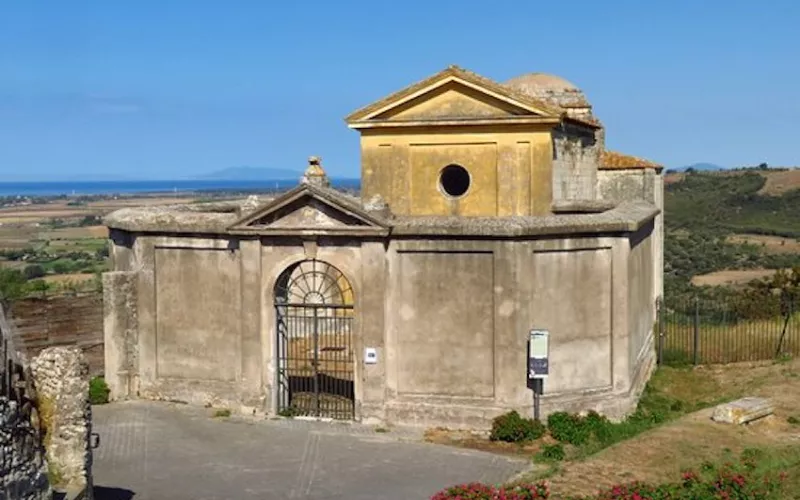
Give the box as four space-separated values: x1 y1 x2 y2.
275 260 355 419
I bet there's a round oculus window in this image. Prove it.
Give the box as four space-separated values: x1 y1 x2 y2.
439 164 470 198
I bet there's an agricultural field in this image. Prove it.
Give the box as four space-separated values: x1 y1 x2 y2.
664 169 800 306
690 268 779 288
0 194 201 298
728 234 800 255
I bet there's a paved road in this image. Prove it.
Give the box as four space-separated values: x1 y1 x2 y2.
91 401 526 500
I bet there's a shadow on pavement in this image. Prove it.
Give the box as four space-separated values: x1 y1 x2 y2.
94 486 136 499
53 487 136 500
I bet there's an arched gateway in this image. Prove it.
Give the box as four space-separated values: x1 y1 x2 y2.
274 259 355 419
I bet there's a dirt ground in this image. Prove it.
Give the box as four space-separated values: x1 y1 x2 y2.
42 273 97 284
691 268 778 287
535 360 800 497
759 169 800 196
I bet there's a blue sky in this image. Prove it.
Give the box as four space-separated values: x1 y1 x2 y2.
1 1 798 181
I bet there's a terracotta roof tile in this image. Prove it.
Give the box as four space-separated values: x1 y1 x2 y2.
600 150 662 170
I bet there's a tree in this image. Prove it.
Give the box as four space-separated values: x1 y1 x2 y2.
746 267 800 355
0 268 26 303
23 264 46 280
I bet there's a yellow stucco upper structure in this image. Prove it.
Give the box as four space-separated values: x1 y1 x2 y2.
346 65 659 218
345 66 598 217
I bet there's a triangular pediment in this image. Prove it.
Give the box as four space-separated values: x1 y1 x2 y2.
373 81 530 121
346 65 563 127
228 185 390 236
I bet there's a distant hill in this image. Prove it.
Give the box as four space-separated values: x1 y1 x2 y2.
671 162 725 173
198 167 303 181
665 170 800 238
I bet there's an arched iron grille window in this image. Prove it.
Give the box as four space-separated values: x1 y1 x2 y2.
274 259 355 419
274 259 353 307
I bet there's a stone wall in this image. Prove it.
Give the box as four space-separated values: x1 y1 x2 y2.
551 123 600 202
8 293 105 376
0 397 52 500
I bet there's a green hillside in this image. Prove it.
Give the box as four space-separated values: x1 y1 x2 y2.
664 170 800 299
666 171 800 238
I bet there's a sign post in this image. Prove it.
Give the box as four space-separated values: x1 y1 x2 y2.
527 329 549 421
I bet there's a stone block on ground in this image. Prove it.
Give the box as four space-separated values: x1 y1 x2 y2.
711 397 773 425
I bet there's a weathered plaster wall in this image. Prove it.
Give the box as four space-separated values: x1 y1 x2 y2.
103 271 138 400
597 168 664 300
133 236 250 409
392 248 495 398
154 247 241 381
0 397 51 500
530 247 613 394
109 228 136 272
380 231 648 429
360 125 554 217
627 222 657 384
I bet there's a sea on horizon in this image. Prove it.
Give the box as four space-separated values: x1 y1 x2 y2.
0 178 361 197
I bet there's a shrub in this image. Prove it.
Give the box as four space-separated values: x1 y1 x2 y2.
490 411 546 443
213 408 231 418
431 481 549 499
89 376 110 405
23 264 46 280
546 412 591 446
534 443 565 463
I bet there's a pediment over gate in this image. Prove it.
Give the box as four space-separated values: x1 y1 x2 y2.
227 184 390 236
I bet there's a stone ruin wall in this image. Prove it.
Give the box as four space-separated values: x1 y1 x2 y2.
0 397 51 500
1 327 93 499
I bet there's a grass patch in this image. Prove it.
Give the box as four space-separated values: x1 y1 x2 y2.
277 407 300 418
548 366 744 459
89 376 110 405
534 443 565 463
213 408 231 418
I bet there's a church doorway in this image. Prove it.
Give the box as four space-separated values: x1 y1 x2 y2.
274 259 355 419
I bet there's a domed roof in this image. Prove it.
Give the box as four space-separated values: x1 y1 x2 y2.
504 72 590 108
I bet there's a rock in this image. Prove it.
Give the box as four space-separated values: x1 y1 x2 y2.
712 397 773 425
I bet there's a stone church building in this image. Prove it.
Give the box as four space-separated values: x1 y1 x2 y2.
103 66 663 428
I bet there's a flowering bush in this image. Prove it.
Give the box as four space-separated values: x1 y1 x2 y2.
433 451 788 500
431 481 549 499
589 453 787 500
